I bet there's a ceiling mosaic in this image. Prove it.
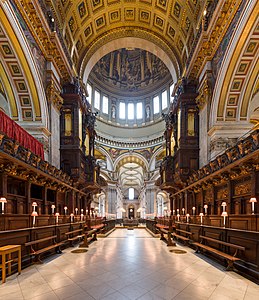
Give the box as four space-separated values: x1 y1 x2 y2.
90 48 171 94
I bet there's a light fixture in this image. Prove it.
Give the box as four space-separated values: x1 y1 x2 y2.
199 212 204 225
70 213 74 222
186 213 190 223
221 202 227 212
192 207 196 215
64 206 68 215
249 197 257 215
221 211 228 227
51 204 55 214
0 197 7 214
204 204 208 215
31 211 38 227
55 212 60 224
75 208 78 215
32 202 37 212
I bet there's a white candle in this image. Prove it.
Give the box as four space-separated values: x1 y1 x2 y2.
182 208 185 215
64 206 68 215
80 214 84 221
192 207 196 215
51 205 55 214
75 208 78 215
1 202 4 214
177 214 180 222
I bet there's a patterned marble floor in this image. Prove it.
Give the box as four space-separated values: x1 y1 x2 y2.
0 228 258 300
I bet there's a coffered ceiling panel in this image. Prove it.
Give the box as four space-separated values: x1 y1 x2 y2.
46 0 206 80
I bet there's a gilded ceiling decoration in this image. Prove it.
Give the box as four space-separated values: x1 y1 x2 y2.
90 48 171 94
44 0 206 80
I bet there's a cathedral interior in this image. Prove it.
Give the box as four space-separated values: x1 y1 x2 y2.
0 0 259 298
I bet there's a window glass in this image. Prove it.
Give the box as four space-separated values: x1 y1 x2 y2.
129 188 134 200
94 90 100 110
119 102 125 119
153 96 160 114
136 102 142 119
87 83 92 104
102 95 109 114
162 90 168 110
128 103 134 120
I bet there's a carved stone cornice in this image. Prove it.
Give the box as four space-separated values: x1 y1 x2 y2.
187 0 243 79
12 0 73 82
196 77 212 110
46 81 63 110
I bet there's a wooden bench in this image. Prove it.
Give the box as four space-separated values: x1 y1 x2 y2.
155 218 176 246
173 229 193 245
25 235 64 263
192 235 245 270
79 229 98 248
65 229 84 246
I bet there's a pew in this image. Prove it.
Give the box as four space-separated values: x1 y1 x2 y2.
65 228 84 246
173 229 193 245
25 235 64 263
192 235 245 270
156 219 175 246
79 228 98 248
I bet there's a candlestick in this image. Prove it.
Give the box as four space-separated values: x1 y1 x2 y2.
64 206 68 215
192 207 196 215
51 204 55 215
186 213 190 223
199 213 204 225
177 214 180 222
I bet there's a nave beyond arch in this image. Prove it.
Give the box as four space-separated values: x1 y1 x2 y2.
0 0 259 289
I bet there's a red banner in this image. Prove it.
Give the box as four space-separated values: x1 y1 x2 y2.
0 110 44 159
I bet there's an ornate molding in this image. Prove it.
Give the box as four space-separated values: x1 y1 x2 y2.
187 0 243 79
12 0 73 82
80 26 181 79
46 81 63 110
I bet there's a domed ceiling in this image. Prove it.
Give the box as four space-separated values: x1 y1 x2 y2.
90 48 171 96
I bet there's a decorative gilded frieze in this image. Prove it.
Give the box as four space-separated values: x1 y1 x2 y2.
46 81 63 110
187 0 243 79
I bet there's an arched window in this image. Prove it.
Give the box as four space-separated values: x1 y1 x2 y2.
102 95 109 114
119 102 125 119
94 90 100 110
136 102 142 119
128 103 134 120
153 96 160 114
129 188 134 200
